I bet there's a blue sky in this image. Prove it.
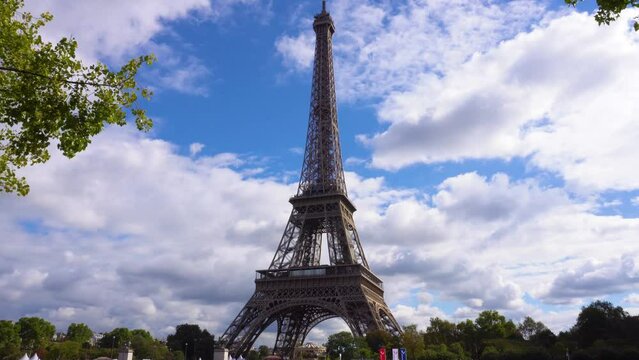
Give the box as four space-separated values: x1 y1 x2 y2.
2 0 639 345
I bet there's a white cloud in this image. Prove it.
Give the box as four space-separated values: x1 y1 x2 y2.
24 0 211 62
543 255 639 301
364 10 639 192
276 32 315 71
433 172 570 223
157 56 211 96
348 170 639 326
393 303 446 329
189 142 206 156
276 0 545 99
624 293 639 304
21 0 260 95
1 128 294 336
2 132 638 336
305 318 350 344
345 157 367 166
632 196 639 206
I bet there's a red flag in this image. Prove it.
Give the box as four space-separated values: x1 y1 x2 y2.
379 347 386 360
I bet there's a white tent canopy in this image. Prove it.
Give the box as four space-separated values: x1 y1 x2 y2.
29 354 40 360
19 354 29 360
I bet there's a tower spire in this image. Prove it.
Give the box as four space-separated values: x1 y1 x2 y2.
298 0 341 197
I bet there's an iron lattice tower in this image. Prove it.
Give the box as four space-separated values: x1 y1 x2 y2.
219 3 402 358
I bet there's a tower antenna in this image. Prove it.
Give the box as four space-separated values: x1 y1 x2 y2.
322 0 326 12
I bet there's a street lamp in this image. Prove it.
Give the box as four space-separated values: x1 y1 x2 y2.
185 342 188 360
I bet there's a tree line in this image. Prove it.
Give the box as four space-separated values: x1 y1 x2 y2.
1 300 638 360
324 300 639 360
0 320 214 360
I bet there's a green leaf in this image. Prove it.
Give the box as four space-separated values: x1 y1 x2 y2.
0 0 154 195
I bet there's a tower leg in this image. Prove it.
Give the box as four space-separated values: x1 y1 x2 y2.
273 312 306 357
219 267 402 358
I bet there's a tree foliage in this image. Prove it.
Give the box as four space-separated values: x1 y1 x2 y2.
257 345 270 358
17 317 56 351
47 341 81 360
366 329 398 353
475 311 516 340
401 325 425 360
0 320 22 360
98 327 132 349
423 318 457 346
166 324 215 360
565 0 639 30
516 317 546 341
326 331 356 360
0 0 154 195
131 330 171 360
572 300 630 347
66 323 93 345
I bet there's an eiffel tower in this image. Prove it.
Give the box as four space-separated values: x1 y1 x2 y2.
219 2 402 358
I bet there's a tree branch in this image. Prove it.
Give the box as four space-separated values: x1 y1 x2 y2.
0 65 121 88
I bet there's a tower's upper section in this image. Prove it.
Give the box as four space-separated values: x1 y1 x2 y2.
296 1 347 197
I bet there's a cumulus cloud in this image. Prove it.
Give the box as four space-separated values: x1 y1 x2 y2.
433 172 570 223
1 128 293 336
2 129 639 336
21 0 261 95
276 0 544 99
363 11 639 192
543 255 639 302
393 303 446 329
348 171 639 323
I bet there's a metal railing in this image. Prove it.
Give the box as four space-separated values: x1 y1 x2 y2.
255 264 383 289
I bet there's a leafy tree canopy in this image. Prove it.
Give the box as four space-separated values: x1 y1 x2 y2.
353 336 374 360
475 311 517 340
130 330 170 360
166 324 215 360
325 331 356 360
365 329 394 353
257 345 270 358
17 317 56 351
47 341 81 360
98 327 132 349
424 318 457 346
401 325 425 359
0 320 22 359
0 0 154 195
566 0 639 30
66 323 93 344
572 300 629 347
131 329 153 341
516 317 547 341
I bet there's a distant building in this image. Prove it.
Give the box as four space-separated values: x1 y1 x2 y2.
292 343 326 360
